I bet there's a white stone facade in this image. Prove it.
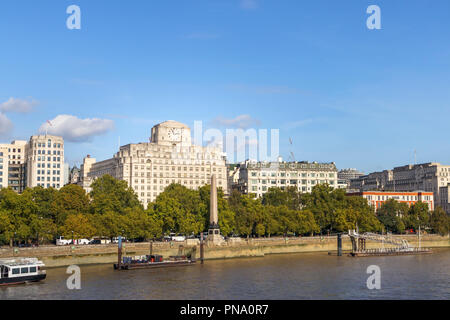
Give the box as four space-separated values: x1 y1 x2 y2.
80 121 228 208
25 135 65 189
0 145 7 189
0 140 28 191
235 159 338 198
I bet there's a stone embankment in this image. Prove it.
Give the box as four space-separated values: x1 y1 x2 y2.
1 234 448 267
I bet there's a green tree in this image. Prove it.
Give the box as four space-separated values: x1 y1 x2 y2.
233 196 265 237
301 185 347 233
30 215 57 244
430 207 450 236
152 184 206 235
60 213 96 240
0 209 14 245
0 188 35 243
405 202 430 231
345 196 382 233
295 209 320 235
51 184 90 225
262 187 301 210
377 199 407 233
91 211 125 239
89 175 142 215
29 186 58 221
262 206 281 237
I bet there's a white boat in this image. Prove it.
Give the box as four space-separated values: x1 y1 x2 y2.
0 258 46 286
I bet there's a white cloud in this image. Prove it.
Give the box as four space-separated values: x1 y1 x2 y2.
0 113 13 137
240 0 258 10
0 97 38 113
284 119 314 130
212 114 261 129
39 115 114 142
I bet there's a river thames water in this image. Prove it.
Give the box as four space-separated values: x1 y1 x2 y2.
1 249 449 300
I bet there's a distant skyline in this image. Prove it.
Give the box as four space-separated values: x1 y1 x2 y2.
1 0 450 173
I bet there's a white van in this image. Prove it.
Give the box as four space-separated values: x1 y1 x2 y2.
171 235 186 242
75 239 90 245
56 236 71 246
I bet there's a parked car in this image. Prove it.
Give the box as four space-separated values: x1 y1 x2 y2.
171 235 186 242
75 239 90 245
56 236 71 246
89 238 112 245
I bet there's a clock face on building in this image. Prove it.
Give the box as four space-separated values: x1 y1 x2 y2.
167 128 182 141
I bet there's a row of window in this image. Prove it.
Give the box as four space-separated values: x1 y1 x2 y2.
133 179 223 188
37 156 62 162
251 179 336 185
11 266 37 275
35 141 62 148
251 186 315 193
366 195 432 201
135 172 223 179
37 163 61 169
37 170 61 175
36 183 61 188
133 165 224 171
37 177 61 182
128 156 222 165
36 150 62 155
251 171 335 178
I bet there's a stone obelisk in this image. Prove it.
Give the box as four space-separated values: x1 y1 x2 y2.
208 174 222 244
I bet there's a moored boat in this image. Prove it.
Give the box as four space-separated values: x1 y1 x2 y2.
0 258 46 286
114 254 196 270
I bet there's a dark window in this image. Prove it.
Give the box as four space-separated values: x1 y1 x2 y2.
29 267 37 273
21 267 29 274
12 268 20 275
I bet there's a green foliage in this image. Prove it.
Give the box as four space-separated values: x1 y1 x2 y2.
52 184 90 225
262 187 301 210
89 175 143 215
404 202 430 230
60 214 96 240
1 174 445 245
151 184 206 236
430 207 450 236
300 184 347 232
0 209 14 244
376 199 407 233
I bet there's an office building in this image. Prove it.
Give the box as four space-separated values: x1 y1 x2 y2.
79 121 227 208
350 163 450 213
347 190 434 211
235 158 338 198
25 135 65 190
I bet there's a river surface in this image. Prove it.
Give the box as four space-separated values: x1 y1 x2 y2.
1 249 449 300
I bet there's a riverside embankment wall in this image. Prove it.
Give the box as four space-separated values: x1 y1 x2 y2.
1 235 448 268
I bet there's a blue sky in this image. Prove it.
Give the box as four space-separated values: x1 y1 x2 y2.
1 0 450 173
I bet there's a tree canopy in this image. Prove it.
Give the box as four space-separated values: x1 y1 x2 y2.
0 176 448 245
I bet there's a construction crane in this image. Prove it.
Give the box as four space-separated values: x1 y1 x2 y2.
289 137 296 162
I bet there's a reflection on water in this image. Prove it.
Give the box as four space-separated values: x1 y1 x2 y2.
1 249 449 300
